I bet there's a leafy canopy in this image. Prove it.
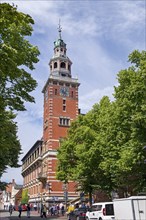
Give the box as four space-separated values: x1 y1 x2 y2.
0 3 40 180
57 50 146 198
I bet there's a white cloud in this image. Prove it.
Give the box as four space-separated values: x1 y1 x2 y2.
80 86 115 113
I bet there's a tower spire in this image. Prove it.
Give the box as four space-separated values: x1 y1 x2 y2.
58 19 62 39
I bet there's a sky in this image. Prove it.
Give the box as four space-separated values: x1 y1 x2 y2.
1 0 146 184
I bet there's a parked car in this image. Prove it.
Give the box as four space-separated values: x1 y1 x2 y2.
86 202 115 220
74 207 88 220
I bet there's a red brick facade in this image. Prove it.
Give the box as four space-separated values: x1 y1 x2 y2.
22 28 80 203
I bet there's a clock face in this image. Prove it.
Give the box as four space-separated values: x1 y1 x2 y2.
60 87 69 97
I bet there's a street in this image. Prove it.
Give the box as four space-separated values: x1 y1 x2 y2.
0 210 67 220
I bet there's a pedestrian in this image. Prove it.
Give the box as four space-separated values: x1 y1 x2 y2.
67 203 74 220
50 205 54 216
27 203 31 218
41 204 47 218
41 203 44 217
9 203 13 216
18 204 22 218
61 204 65 216
56 204 60 215
34 203 37 211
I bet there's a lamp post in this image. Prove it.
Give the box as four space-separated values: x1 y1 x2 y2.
142 146 146 192
62 183 68 211
27 193 30 204
46 182 51 203
37 162 47 216
37 193 40 213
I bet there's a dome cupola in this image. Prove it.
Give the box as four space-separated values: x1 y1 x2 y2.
49 21 72 78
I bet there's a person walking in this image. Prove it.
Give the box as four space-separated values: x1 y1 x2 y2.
67 203 74 220
9 203 13 216
34 203 37 211
18 204 22 218
61 204 65 216
27 203 31 218
40 203 44 217
41 204 47 218
50 205 54 216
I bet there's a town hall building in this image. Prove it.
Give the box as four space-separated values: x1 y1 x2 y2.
21 25 80 204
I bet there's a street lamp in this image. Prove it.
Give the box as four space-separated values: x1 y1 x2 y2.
46 182 51 200
27 193 30 203
62 183 68 210
37 193 40 213
142 146 146 192
37 162 47 216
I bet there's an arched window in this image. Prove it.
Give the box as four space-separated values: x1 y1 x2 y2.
60 62 66 68
54 62 57 68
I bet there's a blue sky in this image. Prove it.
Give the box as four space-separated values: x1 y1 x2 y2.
1 0 145 184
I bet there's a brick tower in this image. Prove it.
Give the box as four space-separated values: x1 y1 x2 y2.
41 24 80 202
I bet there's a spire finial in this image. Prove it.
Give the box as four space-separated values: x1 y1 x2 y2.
58 19 62 39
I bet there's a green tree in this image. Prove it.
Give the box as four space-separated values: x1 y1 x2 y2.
21 188 29 204
57 50 146 199
99 50 146 196
0 3 40 178
112 50 146 194
0 110 21 177
57 101 114 204
0 3 40 111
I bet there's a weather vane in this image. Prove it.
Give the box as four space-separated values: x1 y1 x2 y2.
58 19 62 39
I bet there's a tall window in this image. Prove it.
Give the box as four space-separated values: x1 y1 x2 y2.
63 99 66 105
63 106 66 111
55 89 57 95
63 99 66 111
54 62 57 68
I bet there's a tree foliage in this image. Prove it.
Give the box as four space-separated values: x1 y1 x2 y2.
0 3 40 177
21 188 29 204
0 110 21 177
0 3 40 111
57 50 146 200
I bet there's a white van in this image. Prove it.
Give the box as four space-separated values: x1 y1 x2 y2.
86 202 115 220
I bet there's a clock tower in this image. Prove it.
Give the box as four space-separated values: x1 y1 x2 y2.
42 24 80 201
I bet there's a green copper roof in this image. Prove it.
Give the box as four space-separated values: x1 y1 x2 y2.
54 38 66 48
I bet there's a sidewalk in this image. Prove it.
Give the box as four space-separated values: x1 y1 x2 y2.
30 210 67 218
0 209 67 219
0 210 9 220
